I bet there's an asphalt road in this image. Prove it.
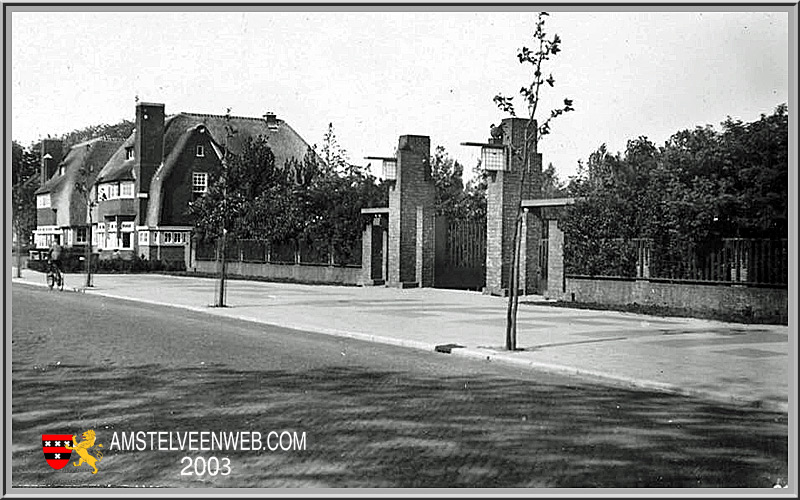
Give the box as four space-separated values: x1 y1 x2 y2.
11 284 789 489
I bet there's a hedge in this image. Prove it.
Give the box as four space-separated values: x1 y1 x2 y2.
27 252 185 274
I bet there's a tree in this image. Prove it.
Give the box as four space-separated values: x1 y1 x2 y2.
562 104 788 280
493 12 575 350
12 142 40 278
319 122 351 176
59 119 135 148
431 145 467 219
304 125 387 264
74 145 102 287
540 162 567 198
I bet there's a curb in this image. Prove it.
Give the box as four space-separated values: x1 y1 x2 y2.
449 348 788 413
13 277 788 413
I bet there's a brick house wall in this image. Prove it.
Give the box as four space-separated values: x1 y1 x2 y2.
159 129 222 226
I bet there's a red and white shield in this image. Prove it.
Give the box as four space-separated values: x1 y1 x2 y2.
42 434 74 470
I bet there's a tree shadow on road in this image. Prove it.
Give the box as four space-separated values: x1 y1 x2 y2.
11 360 787 489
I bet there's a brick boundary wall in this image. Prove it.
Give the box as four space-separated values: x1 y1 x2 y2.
561 276 788 323
192 259 361 286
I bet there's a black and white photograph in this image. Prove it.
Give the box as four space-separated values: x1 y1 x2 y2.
5 3 795 494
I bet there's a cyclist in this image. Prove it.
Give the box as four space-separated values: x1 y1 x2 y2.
48 240 63 279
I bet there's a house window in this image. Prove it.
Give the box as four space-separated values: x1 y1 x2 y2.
36 194 50 209
164 232 172 243
122 232 132 249
108 184 119 199
120 182 134 198
97 185 108 201
126 147 134 160
75 227 87 244
196 145 205 157
192 172 208 194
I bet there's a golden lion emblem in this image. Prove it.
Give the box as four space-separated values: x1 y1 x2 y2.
64 429 104 474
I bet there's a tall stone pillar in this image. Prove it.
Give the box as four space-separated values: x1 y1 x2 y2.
546 219 565 299
484 118 542 296
359 210 389 286
387 135 435 288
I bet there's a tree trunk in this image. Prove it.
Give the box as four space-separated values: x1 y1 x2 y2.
216 232 227 307
15 223 22 279
85 208 93 288
505 216 522 351
85 226 93 287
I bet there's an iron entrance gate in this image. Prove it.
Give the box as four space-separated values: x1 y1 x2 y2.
433 216 486 290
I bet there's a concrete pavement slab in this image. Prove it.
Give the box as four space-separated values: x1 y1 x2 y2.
11 269 790 412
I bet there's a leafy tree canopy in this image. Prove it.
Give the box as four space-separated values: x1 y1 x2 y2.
563 104 788 276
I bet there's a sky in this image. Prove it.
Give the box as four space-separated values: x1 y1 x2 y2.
10 8 791 183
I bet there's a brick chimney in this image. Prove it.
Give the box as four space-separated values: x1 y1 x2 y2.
264 111 278 130
40 139 64 186
134 102 165 195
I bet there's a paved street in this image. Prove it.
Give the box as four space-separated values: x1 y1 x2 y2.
11 283 789 488
11 269 790 412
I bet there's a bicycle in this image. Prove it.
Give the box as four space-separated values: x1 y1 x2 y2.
46 260 64 291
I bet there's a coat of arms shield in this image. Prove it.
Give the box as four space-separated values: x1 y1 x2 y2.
42 434 74 470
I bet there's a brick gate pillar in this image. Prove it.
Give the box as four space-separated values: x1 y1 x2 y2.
387 135 435 288
546 219 565 299
359 209 388 286
484 118 542 296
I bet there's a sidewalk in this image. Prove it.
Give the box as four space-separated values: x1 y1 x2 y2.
11 268 791 412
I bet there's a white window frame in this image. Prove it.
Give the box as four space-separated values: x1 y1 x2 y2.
107 183 119 199
75 227 87 244
37 194 51 209
192 172 208 194
126 147 134 160
196 145 205 157
120 182 134 198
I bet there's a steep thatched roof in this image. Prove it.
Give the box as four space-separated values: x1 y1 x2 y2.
96 112 315 185
35 137 123 227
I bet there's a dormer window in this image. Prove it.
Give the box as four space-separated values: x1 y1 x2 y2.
196 145 205 157
126 147 134 160
58 165 65 176
36 194 51 209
